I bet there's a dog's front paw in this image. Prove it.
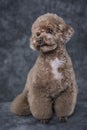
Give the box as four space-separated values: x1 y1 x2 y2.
59 116 68 123
40 119 50 124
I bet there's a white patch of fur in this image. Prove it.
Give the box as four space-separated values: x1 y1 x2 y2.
47 34 52 39
30 44 36 51
33 40 36 43
50 58 64 80
30 40 36 50
59 24 64 31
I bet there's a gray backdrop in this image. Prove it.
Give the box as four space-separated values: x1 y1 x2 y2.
0 0 87 102
0 0 87 130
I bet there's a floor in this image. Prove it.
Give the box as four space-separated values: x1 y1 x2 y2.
0 101 87 130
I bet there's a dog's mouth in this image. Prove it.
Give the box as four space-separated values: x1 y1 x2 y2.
36 38 56 48
37 41 57 50
38 42 58 53
37 42 50 47
36 38 51 48
30 37 58 52
37 41 45 47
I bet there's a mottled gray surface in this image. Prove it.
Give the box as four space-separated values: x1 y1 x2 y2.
0 101 87 130
0 0 87 102
0 0 87 129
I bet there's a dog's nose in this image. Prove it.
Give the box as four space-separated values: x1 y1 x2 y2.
37 37 43 45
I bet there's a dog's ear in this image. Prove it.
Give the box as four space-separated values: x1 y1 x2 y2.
62 25 74 43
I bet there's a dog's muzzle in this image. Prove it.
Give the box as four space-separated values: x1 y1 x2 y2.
36 37 45 47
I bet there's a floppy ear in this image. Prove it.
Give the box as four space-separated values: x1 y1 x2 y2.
63 25 74 44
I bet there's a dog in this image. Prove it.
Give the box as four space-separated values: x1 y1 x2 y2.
11 13 78 123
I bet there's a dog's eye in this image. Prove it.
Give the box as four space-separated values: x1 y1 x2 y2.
46 28 53 34
36 32 40 36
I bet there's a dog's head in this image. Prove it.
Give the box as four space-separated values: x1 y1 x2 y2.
30 13 74 53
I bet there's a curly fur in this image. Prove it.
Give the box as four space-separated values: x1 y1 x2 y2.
11 13 78 123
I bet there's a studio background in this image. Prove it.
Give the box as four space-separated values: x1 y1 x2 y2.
0 0 87 130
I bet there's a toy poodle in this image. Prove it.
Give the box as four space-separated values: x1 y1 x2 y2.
11 13 78 123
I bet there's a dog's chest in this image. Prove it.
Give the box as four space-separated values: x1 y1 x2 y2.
39 57 64 81
36 57 65 97
50 58 64 80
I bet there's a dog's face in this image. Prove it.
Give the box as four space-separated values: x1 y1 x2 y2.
30 13 74 53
